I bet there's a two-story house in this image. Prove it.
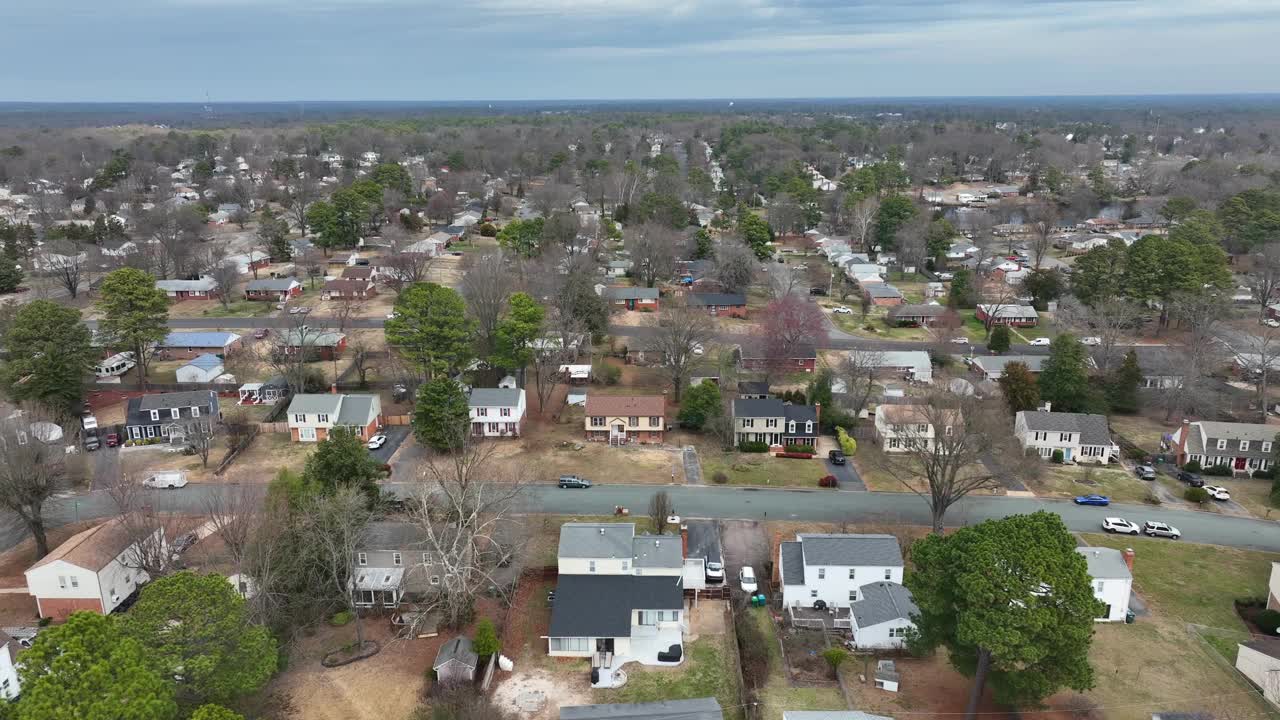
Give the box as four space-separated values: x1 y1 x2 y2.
731 398 819 448
777 533 917 649
1076 547 1133 622
545 523 686 686
1171 419 1277 474
873 405 957 453
24 517 163 620
0 632 19 700
1014 409 1117 464
286 393 382 442
584 395 665 445
124 390 220 444
468 387 526 438
351 522 438 610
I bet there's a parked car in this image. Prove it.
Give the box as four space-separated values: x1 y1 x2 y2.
170 531 199 558
1074 494 1110 506
558 475 592 489
1081 336 1102 346
1143 520 1181 539
936 272 955 280
104 433 120 448
1028 337 1052 346
1205 485 1231 501
1265 319 1280 328
253 328 269 339
289 306 310 315
828 449 847 465
1102 517 1141 534
142 471 188 489
367 434 388 450
950 335 970 344
809 287 828 296
705 561 725 583
1177 470 1205 487
666 515 681 526
739 566 758 593
832 306 853 314
1135 465 1157 481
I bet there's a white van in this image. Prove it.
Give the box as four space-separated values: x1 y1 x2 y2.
142 471 188 489
95 352 136 378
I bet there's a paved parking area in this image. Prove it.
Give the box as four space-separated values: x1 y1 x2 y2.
720 520 770 594
683 446 702 485
824 458 865 491
370 426 411 463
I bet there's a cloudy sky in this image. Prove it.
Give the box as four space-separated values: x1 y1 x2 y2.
2 0 1276 101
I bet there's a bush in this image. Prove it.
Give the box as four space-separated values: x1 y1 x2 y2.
1184 486 1210 503
640 307 654 313
711 471 728 484
1144 489 1162 505
818 475 839 488
1051 449 1064 464
836 427 857 456
1257 609 1280 635
1204 464 1233 477
478 222 497 237
593 362 621 385
775 452 814 459
473 618 501 657
928 349 954 368
1255 468 1276 480
1125 447 1148 460
738 441 769 453
329 611 353 626
783 444 813 454
1183 460 1202 473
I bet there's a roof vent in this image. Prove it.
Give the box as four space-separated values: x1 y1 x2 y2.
599 528 605 536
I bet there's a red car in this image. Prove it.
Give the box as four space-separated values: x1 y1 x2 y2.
104 433 120 448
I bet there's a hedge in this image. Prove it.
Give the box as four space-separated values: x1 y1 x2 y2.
818 475 839 488
1183 460 1202 473
738 441 770 453
783 444 814 454
775 452 814 459
1184 487 1209 503
1204 464 1233 477
1254 468 1276 480
836 427 858 456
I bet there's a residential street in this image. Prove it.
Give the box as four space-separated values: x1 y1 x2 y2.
9 482 1280 554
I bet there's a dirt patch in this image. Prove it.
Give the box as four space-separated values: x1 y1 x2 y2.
689 599 729 638
846 651 1017 720
492 668 590 720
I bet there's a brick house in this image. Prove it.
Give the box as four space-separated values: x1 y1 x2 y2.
280 329 347 361
157 331 242 361
156 276 218 301
286 393 383 442
584 395 666 444
322 278 377 300
887 304 952 327
688 292 747 318
24 517 163 620
341 266 377 281
976 304 1039 327
245 277 302 301
738 342 818 373
863 284 904 307
605 287 660 312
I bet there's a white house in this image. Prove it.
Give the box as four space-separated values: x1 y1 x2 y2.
859 350 933 384
1014 410 1117 464
467 387 526 438
545 523 687 686
1236 637 1280 707
1075 546 1133 622
24 517 163 620
778 534 917 649
175 354 226 384
0 633 17 700
874 405 957 453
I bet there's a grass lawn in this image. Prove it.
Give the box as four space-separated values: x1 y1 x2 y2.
700 450 827 488
850 454 928 494
1028 465 1153 504
745 606 846 720
600 634 743 720
1107 414 1172 455
959 314 993 342
201 299 277 318
1216 476 1279 518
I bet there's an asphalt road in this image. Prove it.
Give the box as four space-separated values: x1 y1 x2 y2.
12 482 1280 554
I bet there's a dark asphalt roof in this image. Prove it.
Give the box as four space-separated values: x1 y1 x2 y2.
684 520 721 563
734 398 787 418
434 636 478 669
362 522 428 551
797 534 903 567
851 581 918 627
548 574 683 638
737 381 770 396
779 541 804 586
137 390 216 411
561 698 723 720
689 292 746 307
1243 636 1280 660
1018 411 1112 447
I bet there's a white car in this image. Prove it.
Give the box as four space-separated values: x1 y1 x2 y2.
950 336 970 344
666 514 681 526
1205 485 1231 501
936 272 954 280
705 561 725 583
142 471 188 489
691 343 704 356
367 434 388 450
739 566 758 593
1081 336 1102 346
1028 337 1052 346
832 306 853 315
1264 319 1280 328
1101 517 1140 535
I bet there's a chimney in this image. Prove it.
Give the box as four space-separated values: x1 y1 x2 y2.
330 384 338 395
1123 548 1135 571
1040 401 1052 412
1176 418 1191 463
681 527 689 559
814 402 822 427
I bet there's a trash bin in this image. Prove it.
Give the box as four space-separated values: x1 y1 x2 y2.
1125 610 1136 624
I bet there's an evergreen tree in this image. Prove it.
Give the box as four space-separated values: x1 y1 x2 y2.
413 377 471 452
997 362 1040 414
1108 349 1142 414
301 428 383 502
677 380 722 432
948 269 976 309
987 325 1011 354
1038 333 1092 412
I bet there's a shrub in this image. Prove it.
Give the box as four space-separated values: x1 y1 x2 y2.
593 362 621 385
738 441 769 453
473 618 501 657
836 427 857 456
1205 464 1233 477
712 471 728 484
1183 460 1202 473
1257 609 1280 635
1144 489 1162 505
775 452 814 459
329 611 353 626
1051 449 1064 464
928 349 954 368
640 307 654 313
818 475 839 488
1254 468 1276 480
1184 486 1209 503
783 444 813 454
478 222 497 237
1125 447 1148 461
821 647 849 678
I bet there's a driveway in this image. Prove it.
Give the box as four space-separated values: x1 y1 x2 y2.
815 436 864 490
369 426 410 464
682 446 703 485
720 520 770 592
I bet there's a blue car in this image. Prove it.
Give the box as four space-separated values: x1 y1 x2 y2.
1074 494 1111 506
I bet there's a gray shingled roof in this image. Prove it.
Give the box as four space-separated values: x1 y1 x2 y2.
469 388 523 408
434 636 478 670
684 520 722 563
335 394 378 426
632 535 682 569
797 534 903 567
548 574 683 638
246 278 299 291
972 355 1046 377
138 390 216 411
606 287 660 300
1075 547 1132 580
562 698 723 720
689 292 746 307
1018 411 1112 447
779 541 804 586
734 398 786 418
362 521 428 551
558 523 635 559
850 581 918 628
287 394 343 415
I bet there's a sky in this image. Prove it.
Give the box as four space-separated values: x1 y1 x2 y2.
1 0 1277 102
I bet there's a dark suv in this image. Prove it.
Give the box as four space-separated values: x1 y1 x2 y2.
828 450 847 466
558 475 592 489
1177 470 1205 487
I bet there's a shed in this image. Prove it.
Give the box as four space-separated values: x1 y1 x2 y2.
433 636 479 686
175 354 225 384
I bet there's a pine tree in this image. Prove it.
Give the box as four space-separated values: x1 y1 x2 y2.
1108 350 1142 414
988 325 1011 354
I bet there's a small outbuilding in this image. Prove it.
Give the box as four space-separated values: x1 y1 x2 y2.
433 636 479 686
176 354 225 384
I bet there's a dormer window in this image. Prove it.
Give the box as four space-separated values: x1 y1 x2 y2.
1265 442 1273 453
357 552 367 566
192 407 200 418
150 410 159 422
171 408 180 420
806 421 813 433
393 552 402 566
1217 439 1227 450
789 421 796 433
1241 440 1250 452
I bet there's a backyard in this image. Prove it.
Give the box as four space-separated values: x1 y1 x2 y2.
743 606 846 720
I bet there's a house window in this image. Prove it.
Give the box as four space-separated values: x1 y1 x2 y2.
393 552 402 566
357 552 367 566
477 408 488 417
917 424 927 433
849 590 859 602
945 425 954 436
294 414 306 423
789 421 796 433
766 419 777 428
488 423 499 432
889 627 907 638
589 560 596 573
15 431 26 446
1241 440 1250 452
884 569 891 580
171 408 180 420
1217 439 1227 450
591 417 604 427
70 576 78 588
743 419 754 428
810 590 818 598
58 575 66 589
192 407 200 418
1094 580 1104 593
431 575 440 585
150 410 159 421
889 438 899 449
1060 433 1071 442
848 569 856 579
649 416 660 426
422 553 431 564
818 568 825 579
500 407 511 417
145 426 155 438
622 560 629 571
317 414 329 423
806 421 813 433
628 417 638 427
1265 442 1273 454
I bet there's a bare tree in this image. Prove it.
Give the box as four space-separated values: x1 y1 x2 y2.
849 196 879 254
757 294 827 380
140 204 206 279
714 242 756 294
460 252 510 359
108 481 175 579
0 408 67 557
208 261 240 309
260 311 328 393
1161 291 1229 421
1247 243 1280 319
286 175 316 236
186 422 217 468
36 242 87 299
1057 296 1142 372
651 298 716 403
299 487 375 646
531 183 575 217
649 491 674 535
1026 202 1059 270
626 222 679 288
382 242 436 295
767 261 805 300
840 350 886 420
871 392 1009 533
1230 327 1280 422
408 442 528 628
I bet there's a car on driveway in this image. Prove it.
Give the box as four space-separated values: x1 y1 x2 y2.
828 449 846 465
1265 319 1280 328
1074 494 1110 506
1177 470 1205 487
367 434 388 450
832 306 853 314
1028 337 1052 346
1205 485 1231 501
1143 520 1181 539
739 566 758 593
558 475 592 489
705 561 725 583
1102 517 1141 535
1081 336 1102 346
950 335 970 344
1135 465 1157 480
